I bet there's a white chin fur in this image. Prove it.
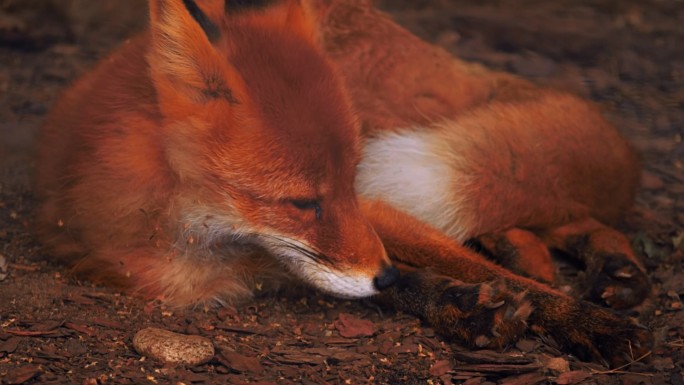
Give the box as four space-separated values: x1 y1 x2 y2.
297 263 379 299
261 237 379 299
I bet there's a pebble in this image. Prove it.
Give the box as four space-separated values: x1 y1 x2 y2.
132 327 214 366
0 253 8 282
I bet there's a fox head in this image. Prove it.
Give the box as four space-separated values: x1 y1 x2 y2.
147 0 397 298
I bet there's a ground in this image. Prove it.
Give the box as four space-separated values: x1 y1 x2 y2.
0 0 683 384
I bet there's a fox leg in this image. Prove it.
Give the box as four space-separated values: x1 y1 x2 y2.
471 229 555 283
540 218 650 309
362 200 652 366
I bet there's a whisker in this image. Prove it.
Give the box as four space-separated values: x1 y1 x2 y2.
251 233 335 266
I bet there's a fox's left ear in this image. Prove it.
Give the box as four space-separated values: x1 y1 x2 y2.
282 0 319 45
148 0 247 115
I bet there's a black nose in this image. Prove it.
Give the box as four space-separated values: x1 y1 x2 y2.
373 266 400 291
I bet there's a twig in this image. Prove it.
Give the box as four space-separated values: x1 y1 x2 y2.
589 350 652 375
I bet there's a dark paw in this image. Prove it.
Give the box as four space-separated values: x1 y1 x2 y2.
540 300 653 367
585 254 650 309
428 280 533 349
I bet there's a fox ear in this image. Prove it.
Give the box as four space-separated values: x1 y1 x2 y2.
225 0 319 45
283 0 319 44
148 0 243 112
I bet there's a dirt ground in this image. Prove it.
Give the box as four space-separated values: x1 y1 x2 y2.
1 0 683 384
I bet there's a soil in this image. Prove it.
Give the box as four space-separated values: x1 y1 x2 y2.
1 0 683 384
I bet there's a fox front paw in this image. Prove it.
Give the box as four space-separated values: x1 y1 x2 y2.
385 271 533 349
430 279 534 349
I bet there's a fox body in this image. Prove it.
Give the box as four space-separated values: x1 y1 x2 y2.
36 0 650 364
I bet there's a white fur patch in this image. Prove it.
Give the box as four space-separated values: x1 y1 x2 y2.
356 129 473 242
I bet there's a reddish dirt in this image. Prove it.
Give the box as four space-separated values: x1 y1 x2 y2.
1 0 683 384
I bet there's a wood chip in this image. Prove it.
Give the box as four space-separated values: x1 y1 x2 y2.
216 325 266 335
453 363 541 375
3 365 41 385
219 351 264 374
5 329 64 337
92 318 126 329
0 337 21 353
453 349 533 365
271 353 326 365
64 322 97 337
334 313 375 338
430 359 453 376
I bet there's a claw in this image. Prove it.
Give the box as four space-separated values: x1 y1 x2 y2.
513 303 534 320
601 287 615 299
485 300 505 309
613 269 635 278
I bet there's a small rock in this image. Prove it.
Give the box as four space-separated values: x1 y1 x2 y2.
0 253 7 281
133 327 214 366
544 356 570 374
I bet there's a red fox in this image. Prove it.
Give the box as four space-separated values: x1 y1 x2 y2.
36 0 652 365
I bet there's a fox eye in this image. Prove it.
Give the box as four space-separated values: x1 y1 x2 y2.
290 199 322 221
